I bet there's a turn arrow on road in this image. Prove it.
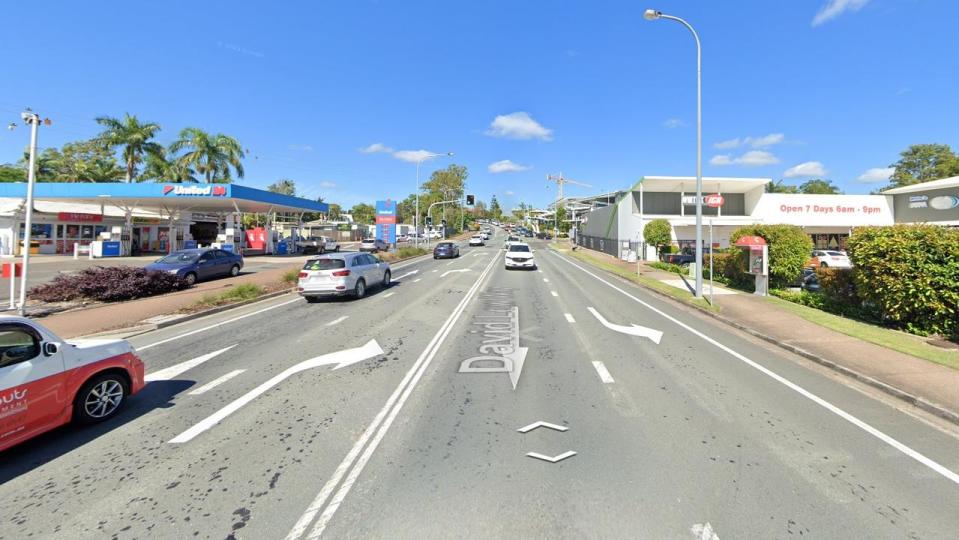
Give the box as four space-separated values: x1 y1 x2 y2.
587 306 663 344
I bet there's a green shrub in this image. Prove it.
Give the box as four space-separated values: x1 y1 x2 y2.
194 283 265 308
649 261 684 274
847 225 959 337
730 224 813 289
643 219 672 257
281 267 301 284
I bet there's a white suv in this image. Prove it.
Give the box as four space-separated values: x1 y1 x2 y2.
504 242 536 270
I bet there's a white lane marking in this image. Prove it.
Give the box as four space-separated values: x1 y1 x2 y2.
382 292 395 298
138 299 300 350
691 523 720 540
587 306 663 344
413 278 421 283
446 261 455 266
288 255 499 540
526 450 577 463
543 278 549 283
325 316 348 327
440 268 471 278
395 269 419 280
564 313 576 323
552 250 959 486
431 269 438 273
170 340 384 444
473 252 485 257
592 361 615 384
517 421 568 433
550 290 559 297
188 369 246 395
144 345 236 382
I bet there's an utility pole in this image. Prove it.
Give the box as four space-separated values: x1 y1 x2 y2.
18 110 43 316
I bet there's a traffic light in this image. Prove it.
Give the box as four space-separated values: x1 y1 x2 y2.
466 194 475 205
441 219 447 228
425 216 432 226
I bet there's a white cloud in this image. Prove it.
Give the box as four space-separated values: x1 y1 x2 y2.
812 0 870 27
360 142 394 154
504 190 515 196
392 149 441 163
663 118 685 129
289 144 314 153
710 151 779 167
485 112 553 141
714 138 741 149
319 181 337 189
784 161 828 178
488 159 531 174
857 167 894 183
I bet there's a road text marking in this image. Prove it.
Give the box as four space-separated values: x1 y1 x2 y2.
145 345 236 382
592 361 615 384
188 369 245 395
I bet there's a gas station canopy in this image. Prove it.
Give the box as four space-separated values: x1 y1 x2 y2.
0 183 328 214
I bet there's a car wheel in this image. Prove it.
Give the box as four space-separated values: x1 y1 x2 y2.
335 246 340 252
305 296 320 303
184 272 198 286
434 255 438 259
820 262 828 268
382 270 391 288
74 372 128 425
354 279 367 299
229 264 240 277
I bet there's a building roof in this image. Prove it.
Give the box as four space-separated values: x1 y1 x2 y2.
636 176 771 193
0 183 328 214
880 176 959 194
0 199 162 218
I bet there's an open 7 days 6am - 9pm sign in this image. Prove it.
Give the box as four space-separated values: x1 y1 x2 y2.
375 200 397 246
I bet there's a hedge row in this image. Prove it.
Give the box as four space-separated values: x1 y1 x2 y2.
30 266 186 303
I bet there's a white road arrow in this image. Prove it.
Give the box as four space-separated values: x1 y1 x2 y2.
517 421 569 433
145 345 236 382
526 450 577 463
168 340 383 443
587 306 663 344
440 268 471 278
395 269 419 280
691 522 720 540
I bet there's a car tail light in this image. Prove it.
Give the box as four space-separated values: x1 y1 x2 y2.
298 272 308 278
332 269 351 277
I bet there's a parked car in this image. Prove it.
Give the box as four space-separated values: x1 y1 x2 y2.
145 248 244 286
433 242 460 259
808 250 852 268
535 232 553 240
359 238 389 253
427 230 442 239
504 242 536 270
298 252 391 301
662 247 713 267
469 235 485 247
800 268 821 292
0 316 145 452
296 235 340 254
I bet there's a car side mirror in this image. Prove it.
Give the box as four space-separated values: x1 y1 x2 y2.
43 342 60 356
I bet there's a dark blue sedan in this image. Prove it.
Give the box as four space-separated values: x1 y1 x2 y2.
145 248 244 286
433 242 459 259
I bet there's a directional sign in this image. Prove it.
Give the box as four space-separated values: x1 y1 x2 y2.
587 307 663 344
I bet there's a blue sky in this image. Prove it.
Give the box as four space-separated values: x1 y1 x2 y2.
1 0 956 209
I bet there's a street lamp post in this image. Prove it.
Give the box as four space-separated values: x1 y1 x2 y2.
414 151 454 247
18 111 42 316
644 8 703 298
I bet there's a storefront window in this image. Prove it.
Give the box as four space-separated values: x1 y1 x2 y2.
81 225 94 240
810 233 848 250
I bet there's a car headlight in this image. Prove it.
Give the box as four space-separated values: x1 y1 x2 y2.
168 269 180 274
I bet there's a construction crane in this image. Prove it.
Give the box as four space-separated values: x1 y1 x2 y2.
546 173 593 235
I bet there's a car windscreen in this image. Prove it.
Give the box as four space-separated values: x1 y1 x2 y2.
157 252 200 264
436 243 453 248
826 251 845 256
508 245 531 253
303 258 346 271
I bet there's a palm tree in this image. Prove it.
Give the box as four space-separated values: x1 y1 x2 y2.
95 113 163 183
169 128 245 183
142 150 197 183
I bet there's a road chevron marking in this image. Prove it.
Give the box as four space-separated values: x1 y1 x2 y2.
517 421 569 433
168 340 384 444
526 450 577 463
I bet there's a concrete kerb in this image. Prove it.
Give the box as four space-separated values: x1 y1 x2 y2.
550 246 959 427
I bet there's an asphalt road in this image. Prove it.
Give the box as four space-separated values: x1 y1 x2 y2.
2 228 958 539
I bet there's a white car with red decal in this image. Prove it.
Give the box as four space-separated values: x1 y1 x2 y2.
0 316 145 452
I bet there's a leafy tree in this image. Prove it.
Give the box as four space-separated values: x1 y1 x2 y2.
888 144 959 188
554 204 570 233
798 178 840 194
95 113 163 182
730 224 813 288
472 200 488 219
489 195 503 220
327 203 342 220
0 164 25 182
141 150 197 183
766 179 798 193
643 218 672 257
267 178 296 195
169 128 245 183
31 140 124 182
350 203 375 224
512 202 531 221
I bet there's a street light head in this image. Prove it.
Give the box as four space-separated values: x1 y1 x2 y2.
644 9 662 21
6 123 16 131
447 152 454 157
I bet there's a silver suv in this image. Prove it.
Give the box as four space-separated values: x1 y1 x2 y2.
298 252 391 302
359 238 389 253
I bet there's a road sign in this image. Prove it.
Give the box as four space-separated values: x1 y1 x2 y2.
375 200 397 246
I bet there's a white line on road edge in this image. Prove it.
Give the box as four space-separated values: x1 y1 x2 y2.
551 251 959 486
526 450 577 463
138 299 301 351
592 361 615 384
691 523 720 540
188 369 246 395
382 292 395 298
287 254 499 540
550 291 559 297
144 345 237 382
587 306 663 344
564 313 576 323
325 316 349 327
169 340 384 444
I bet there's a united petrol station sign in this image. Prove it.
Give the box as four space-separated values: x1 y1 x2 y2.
162 185 228 197
375 199 397 246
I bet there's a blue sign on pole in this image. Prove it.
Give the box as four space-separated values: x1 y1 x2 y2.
375 200 397 247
